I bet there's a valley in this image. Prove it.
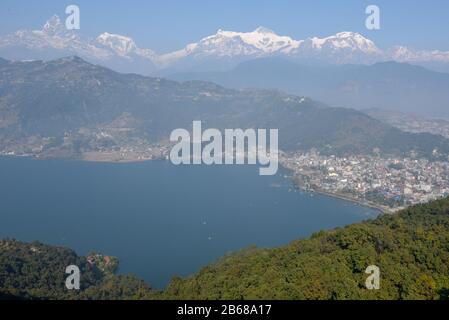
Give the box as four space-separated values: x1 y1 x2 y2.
2 56 449 209
1 2 449 303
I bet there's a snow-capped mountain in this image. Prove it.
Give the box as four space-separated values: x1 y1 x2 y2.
0 15 156 61
96 32 155 59
296 31 383 64
389 45 449 64
1 15 449 74
154 26 303 69
0 16 112 59
305 32 379 52
156 28 383 67
0 15 157 73
184 26 302 56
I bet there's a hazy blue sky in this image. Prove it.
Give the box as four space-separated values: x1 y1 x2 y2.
1 0 448 52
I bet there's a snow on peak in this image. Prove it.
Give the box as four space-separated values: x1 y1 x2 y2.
95 32 157 60
254 26 276 34
42 15 64 34
192 27 302 56
306 31 379 53
96 32 137 55
334 31 363 38
390 45 449 63
390 46 417 60
2 15 449 70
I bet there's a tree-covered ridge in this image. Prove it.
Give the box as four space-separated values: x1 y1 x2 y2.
2 197 449 300
162 198 449 300
0 240 152 300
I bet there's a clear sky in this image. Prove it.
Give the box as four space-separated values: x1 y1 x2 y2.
1 0 448 53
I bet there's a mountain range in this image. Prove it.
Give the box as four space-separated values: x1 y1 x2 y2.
2 15 449 74
168 58 449 118
1 56 449 160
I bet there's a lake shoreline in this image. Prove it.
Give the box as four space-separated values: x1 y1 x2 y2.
1 153 397 213
304 188 391 214
0 155 381 288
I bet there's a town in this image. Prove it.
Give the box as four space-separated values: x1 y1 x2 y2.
281 151 449 212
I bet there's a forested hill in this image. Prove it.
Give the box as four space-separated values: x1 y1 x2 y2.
162 197 449 300
2 197 449 300
0 240 152 300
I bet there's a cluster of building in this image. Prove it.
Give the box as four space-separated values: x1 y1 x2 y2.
281 151 449 210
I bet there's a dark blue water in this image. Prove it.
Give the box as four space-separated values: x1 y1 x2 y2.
0 157 378 288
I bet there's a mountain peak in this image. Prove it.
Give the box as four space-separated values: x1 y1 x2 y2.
1 15 449 71
319 31 380 54
97 32 134 43
254 26 275 34
96 32 137 55
43 15 63 34
334 31 365 38
202 27 301 56
52 56 91 66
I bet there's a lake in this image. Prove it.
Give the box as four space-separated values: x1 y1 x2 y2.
0 156 379 288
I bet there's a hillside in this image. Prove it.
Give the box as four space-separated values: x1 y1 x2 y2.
161 197 449 300
0 240 153 300
363 108 449 139
2 197 449 300
1 56 449 160
168 58 449 118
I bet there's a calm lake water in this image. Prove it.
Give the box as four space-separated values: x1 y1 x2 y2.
0 156 379 288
